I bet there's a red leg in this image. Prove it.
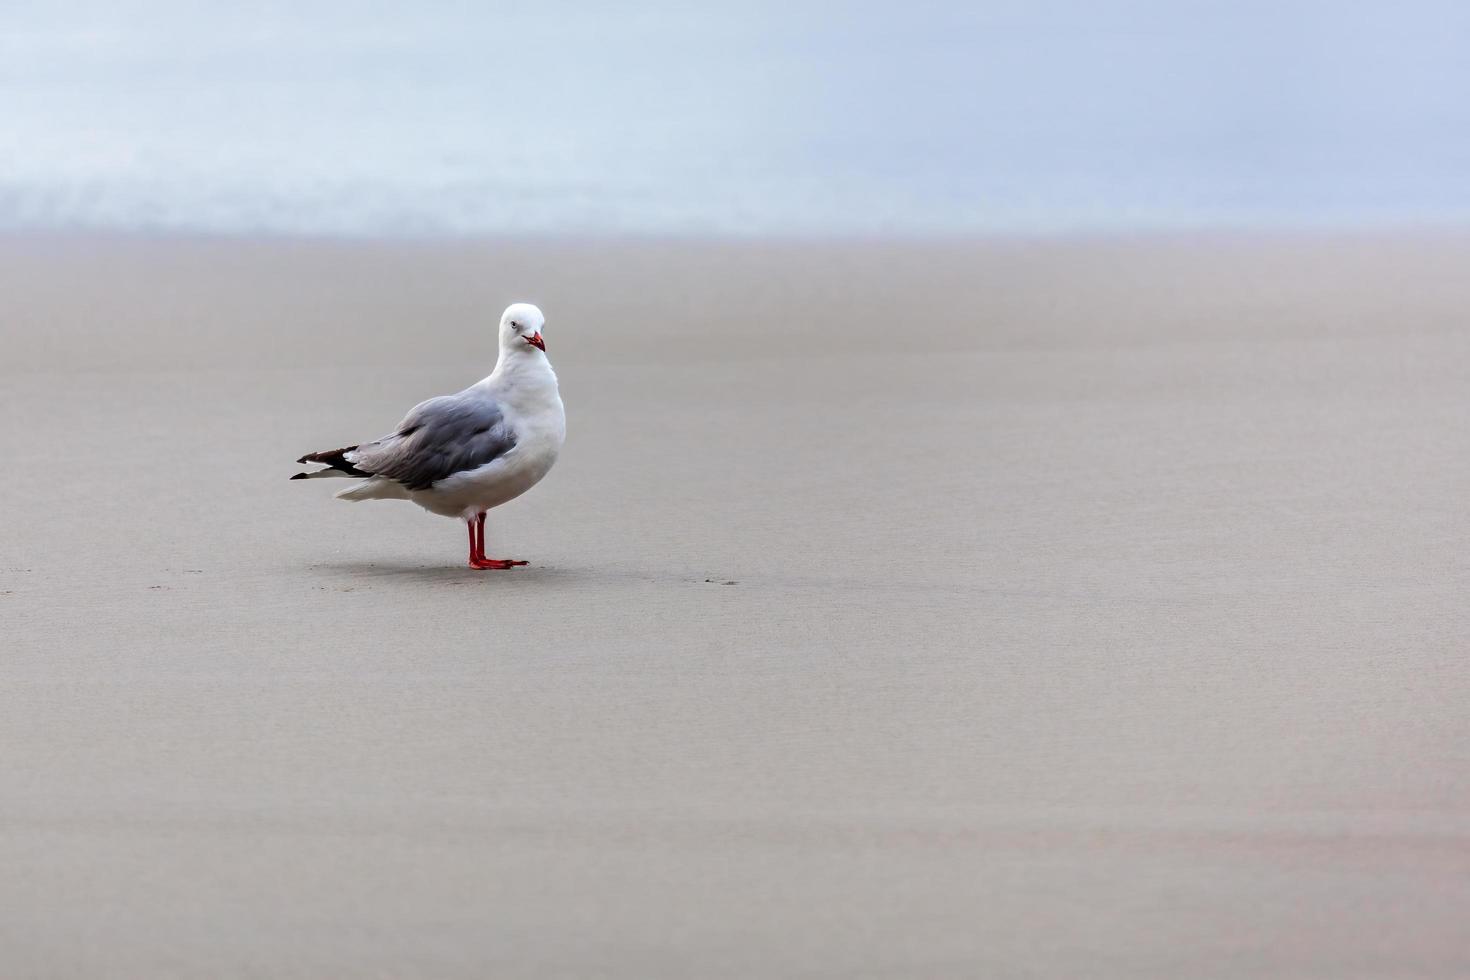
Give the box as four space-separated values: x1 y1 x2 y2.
467 511 528 570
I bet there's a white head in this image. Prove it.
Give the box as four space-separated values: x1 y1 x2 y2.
499 302 546 354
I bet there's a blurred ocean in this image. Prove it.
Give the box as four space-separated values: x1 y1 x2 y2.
4 0 1470 237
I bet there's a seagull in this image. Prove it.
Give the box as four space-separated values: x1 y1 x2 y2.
292 302 565 569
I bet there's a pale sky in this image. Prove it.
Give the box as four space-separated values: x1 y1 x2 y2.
3 1 1468 234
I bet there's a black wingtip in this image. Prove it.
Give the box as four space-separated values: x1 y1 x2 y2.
290 472 310 480
295 446 368 477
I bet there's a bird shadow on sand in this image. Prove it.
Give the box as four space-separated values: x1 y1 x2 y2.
305 560 589 587
303 560 724 591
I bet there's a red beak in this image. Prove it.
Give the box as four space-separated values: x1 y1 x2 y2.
525 332 545 351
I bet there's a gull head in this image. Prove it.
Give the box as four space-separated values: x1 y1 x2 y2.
500 302 546 353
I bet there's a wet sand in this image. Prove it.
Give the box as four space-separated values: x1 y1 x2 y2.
3 233 1468 978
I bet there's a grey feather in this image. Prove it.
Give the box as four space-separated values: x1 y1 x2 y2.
346 391 517 492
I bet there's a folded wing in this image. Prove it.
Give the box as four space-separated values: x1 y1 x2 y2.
295 391 517 491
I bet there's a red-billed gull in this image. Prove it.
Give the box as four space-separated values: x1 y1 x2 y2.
292 302 565 569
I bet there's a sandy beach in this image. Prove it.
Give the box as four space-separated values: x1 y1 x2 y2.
3 233 1468 978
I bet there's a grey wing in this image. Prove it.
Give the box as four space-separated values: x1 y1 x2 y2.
349 392 517 491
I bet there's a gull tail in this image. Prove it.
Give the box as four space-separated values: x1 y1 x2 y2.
335 478 410 502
